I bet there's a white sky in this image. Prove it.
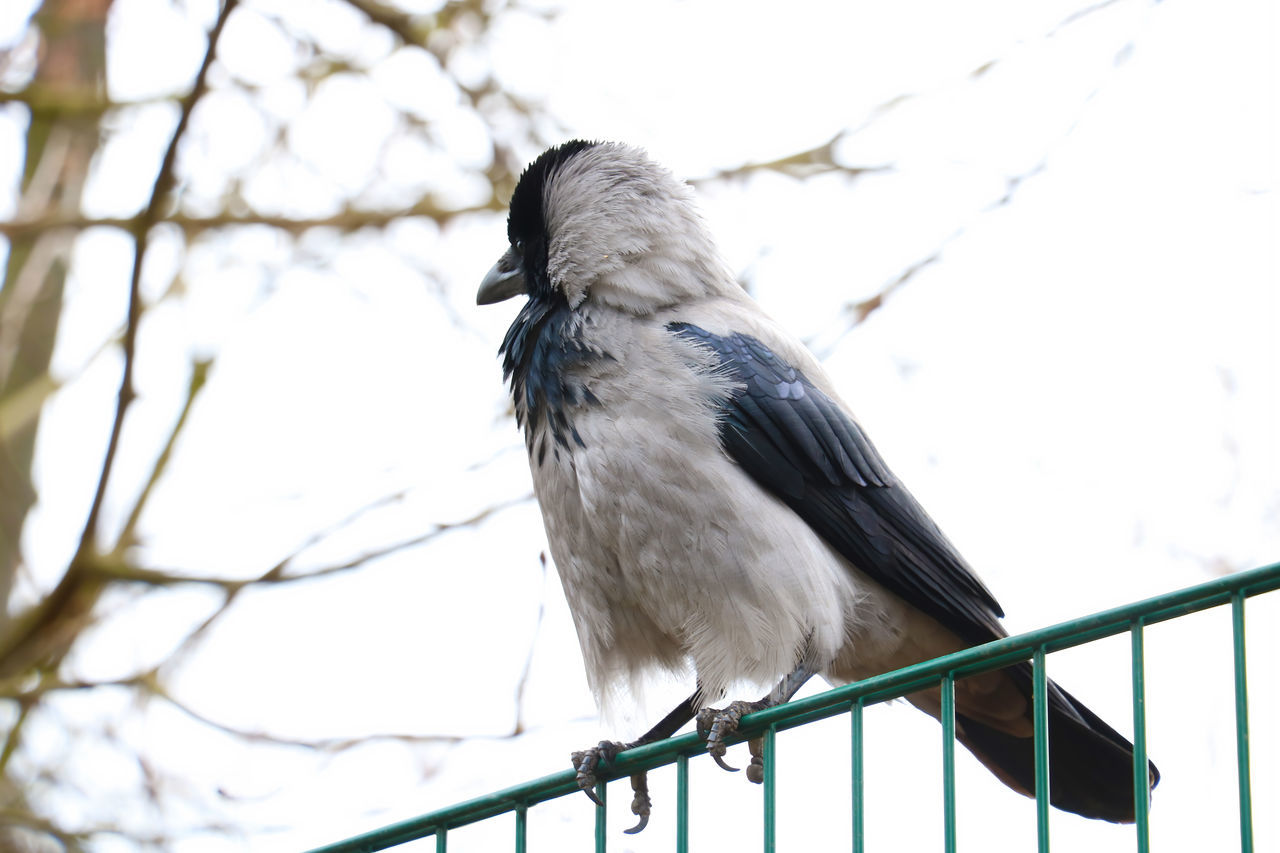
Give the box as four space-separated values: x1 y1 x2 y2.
2 0 1278 850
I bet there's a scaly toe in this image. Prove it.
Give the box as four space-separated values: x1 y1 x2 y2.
746 737 765 784
572 741 626 805
697 702 766 773
622 772 652 834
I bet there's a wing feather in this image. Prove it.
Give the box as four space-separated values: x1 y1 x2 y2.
669 322 1005 644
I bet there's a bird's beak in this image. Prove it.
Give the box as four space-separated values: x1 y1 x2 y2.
477 247 526 305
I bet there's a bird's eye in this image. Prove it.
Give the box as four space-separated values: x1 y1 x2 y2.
514 239 525 253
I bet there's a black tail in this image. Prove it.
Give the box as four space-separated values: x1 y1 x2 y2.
956 663 1159 823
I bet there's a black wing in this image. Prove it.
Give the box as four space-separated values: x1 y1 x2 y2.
669 322 1005 644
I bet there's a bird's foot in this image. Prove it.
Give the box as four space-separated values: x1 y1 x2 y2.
624 772 651 834
571 740 625 805
570 741 652 833
696 700 767 775
747 736 765 784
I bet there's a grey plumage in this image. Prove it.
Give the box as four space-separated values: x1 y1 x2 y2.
479 140 1156 827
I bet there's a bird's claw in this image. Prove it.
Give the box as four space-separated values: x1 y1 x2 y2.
572 741 624 806
696 700 765 774
571 741 654 833
712 753 739 773
622 773 651 834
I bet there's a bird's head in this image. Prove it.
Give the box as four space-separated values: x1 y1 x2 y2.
477 141 730 314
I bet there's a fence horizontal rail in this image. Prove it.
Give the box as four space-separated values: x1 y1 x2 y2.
309 560 1280 853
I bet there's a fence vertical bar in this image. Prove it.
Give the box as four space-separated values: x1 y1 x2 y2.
436 828 446 853
676 753 690 853
515 806 526 853
1032 647 1051 853
1231 592 1253 853
941 673 957 853
1130 619 1150 853
851 699 865 853
763 724 777 853
593 782 606 853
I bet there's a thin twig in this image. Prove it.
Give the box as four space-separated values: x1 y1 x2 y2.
79 491 533 590
76 0 239 563
112 358 212 557
155 683 466 753
512 551 549 735
0 200 502 240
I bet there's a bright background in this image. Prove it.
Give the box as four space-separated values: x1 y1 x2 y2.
0 0 1276 850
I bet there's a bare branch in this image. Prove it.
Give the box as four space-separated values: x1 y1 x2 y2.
76 0 239 563
265 491 533 582
695 132 892 185
806 2 1151 351
78 491 533 590
340 0 426 45
112 358 212 558
0 87 181 116
0 200 503 240
0 699 32 774
512 551 549 736
156 684 466 753
0 0 239 684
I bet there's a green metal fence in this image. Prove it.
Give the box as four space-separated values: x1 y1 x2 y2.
310 562 1280 853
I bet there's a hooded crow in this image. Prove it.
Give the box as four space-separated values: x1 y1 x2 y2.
478 140 1157 832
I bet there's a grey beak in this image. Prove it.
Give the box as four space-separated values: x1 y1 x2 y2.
477 247 526 305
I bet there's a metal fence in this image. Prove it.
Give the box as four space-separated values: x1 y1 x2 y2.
309 561 1280 853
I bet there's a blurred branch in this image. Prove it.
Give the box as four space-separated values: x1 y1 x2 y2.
1 665 510 754
267 492 533 581
0 700 32 774
0 669 157 703
0 810 86 850
0 87 180 116
1051 0 1127 35
338 0 547 209
806 2 1148 345
0 0 546 846
77 0 238 561
80 491 533 591
828 14 1127 333
697 131 892 185
512 551 549 736
1 0 113 645
158 685 466 753
815 160 1049 353
847 250 943 327
0 199 503 240
0 375 60 457
0 0 238 684
340 0 427 44
341 0 496 50
111 358 211 558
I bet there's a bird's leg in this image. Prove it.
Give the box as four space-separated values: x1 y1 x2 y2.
696 662 816 777
571 691 699 833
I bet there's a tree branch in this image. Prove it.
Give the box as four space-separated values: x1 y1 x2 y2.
79 491 532 591
0 199 503 241
111 358 212 558
76 0 239 563
0 0 239 683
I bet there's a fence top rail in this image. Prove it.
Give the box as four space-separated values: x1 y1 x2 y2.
307 560 1280 853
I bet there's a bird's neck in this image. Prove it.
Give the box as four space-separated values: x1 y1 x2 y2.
499 292 607 463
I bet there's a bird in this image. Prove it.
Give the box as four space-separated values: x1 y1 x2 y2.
477 140 1158 833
